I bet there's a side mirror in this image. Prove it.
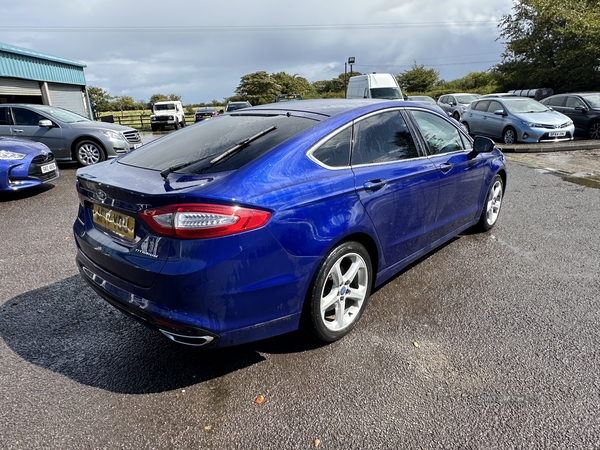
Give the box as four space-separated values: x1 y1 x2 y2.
493 109 505 116
38 119 53 127
473 136 495 153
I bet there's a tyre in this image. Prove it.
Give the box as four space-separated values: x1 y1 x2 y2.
173 120 179 130
181 118 186 127
151 125 158 132
453 111 461 121
75 140 105 166
305 241 372 342
476 174 504 231
588 121 600 139
502 127 517 144
462 121 471 135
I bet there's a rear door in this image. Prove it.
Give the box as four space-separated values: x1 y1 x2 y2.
351 109 440 267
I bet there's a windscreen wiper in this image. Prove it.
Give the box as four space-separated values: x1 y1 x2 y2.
160 125 277 179
160 155 213 179
209 125 277 166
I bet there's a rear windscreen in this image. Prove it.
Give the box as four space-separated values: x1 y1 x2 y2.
118 114 316 174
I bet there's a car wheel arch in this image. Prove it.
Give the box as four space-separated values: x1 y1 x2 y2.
71 136 107 165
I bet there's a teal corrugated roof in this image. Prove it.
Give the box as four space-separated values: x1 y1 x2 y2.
0 41 87 85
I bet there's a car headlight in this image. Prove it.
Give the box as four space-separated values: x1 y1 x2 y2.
521 121 544 128
99 129 127 141
0 150 26 160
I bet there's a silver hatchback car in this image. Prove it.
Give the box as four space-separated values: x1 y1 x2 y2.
0 104 142 165
461 97 574 144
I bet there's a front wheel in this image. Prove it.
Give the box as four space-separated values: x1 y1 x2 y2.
588 121 600 139
173 120 179 130
476 174 504 231
502 127 517 144
305 242 372 342
75 140 105 166
453 111 461 121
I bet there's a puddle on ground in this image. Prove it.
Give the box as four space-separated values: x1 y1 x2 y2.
562 175 600 189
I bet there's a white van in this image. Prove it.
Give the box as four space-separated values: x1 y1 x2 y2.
346 73 403 100
150 100 186 131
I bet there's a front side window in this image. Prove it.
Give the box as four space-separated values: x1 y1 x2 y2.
12 108 47 126
565 97 585 108
410 110 470 155
487 101 503 113
351 111 418 165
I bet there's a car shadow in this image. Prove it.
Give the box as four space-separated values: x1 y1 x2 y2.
0 275 320 394
0 183 55 202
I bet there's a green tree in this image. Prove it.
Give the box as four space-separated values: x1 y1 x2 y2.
234 71 281 105
271 72 316 99
87 86 112 117
397 62 439 94
496 0 600 92
150 94 169 104
112 95 136 113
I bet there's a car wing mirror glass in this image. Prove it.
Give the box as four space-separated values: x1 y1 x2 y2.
473 136 495 153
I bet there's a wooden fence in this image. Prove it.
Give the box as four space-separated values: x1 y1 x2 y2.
96 112 196 131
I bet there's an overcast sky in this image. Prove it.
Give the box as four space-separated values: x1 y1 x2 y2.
0 0 514 104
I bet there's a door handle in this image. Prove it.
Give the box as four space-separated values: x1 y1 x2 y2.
439 163 453 173
363 179 387 192
13 129 24 133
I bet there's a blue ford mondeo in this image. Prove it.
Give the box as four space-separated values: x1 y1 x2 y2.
73 99 506 347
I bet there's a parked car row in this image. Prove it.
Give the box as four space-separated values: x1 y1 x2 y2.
433 90 600 144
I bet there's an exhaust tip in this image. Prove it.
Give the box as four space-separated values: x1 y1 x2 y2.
159 330 215 347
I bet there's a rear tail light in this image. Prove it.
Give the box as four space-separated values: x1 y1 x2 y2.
139 203 271 239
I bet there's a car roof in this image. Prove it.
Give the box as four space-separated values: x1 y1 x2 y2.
240 98 406 119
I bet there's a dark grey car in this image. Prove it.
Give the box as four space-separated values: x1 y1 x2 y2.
0 104 142 165
540 93 600 139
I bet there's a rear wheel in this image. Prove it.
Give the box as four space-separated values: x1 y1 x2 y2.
75 140 105 166
588 121 600 139
502 127 517 144
462 121 471 135
305 242 372 343
476 174 504 231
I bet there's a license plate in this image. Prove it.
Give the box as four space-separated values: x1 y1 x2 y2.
549 131 566 137
41 162 56 174
92 204 136 240
133 143 142 149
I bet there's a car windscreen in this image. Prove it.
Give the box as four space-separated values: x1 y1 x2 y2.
36 106 89 123
118 114 317 174
370 87 402 99
581 94 600 108
503 98 549 113
455 94 480 104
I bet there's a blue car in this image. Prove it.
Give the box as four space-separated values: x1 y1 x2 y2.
73 99 506 348
0 137 59 192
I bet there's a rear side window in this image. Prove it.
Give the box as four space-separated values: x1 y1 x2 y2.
352 111 419 165
311 127 351 168
119 114 316 173
546 96 565 107
0 106 9 125
473 100 490 111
